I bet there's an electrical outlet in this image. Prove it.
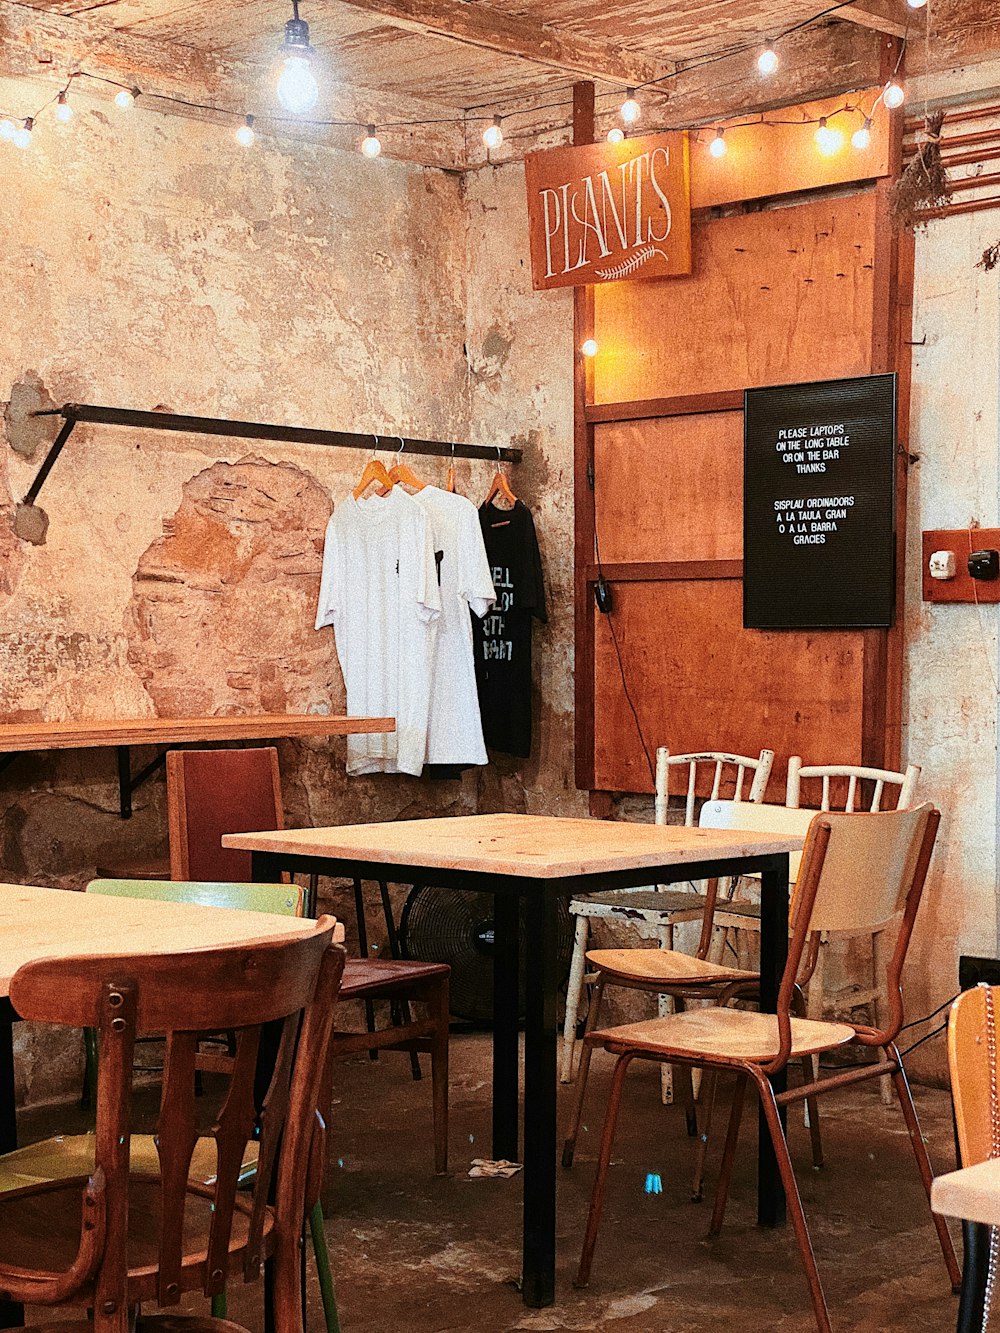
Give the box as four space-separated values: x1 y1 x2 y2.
959 955 1000 991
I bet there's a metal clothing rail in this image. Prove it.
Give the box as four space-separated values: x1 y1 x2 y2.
24 403 522 505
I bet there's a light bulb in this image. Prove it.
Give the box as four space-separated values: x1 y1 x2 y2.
361 126 382 158
483 117 503 150
607 126 625 144
709 129 726 158
235 115 255 146
55 92 73 123
757 43 778 76
114 87 135 110
581 338 598 357
852 117 873 150
0 119 15 141
13 119 32 149
815 117 844 156
620 89 640 125
906 0 927 7
884 81 905 110
277 55 319 113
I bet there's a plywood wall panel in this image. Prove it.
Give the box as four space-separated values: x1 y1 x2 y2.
594 412 743 563
593 580 866 795
592 192 878 406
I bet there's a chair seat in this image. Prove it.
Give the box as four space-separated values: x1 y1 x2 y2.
586 948 757 987
0 1134 259 1195
341 957 449 999
0 1175 270 1302
569 889 705 920
33 1318 247 1333
592 1005 856 1063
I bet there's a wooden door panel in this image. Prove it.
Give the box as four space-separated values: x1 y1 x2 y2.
593 579 865 795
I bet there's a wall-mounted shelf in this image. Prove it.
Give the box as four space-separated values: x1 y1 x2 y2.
23 403 522 505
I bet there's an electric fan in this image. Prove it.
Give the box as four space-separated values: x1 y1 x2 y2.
399 887 574 1026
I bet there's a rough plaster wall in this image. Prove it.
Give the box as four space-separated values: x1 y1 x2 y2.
903 210 1000 1082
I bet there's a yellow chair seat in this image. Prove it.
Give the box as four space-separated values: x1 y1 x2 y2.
592 1005 856 1063
0 1133 259 1194
586 947 757 987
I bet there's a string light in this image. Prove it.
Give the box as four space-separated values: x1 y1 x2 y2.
114 86 137 109
620 89 641 125
757 43 778 76
12 117 32 148
883 81 905 109
852 116 872 150
361 124 382 158
483 115 503 150
581 338 598 357
55 91 73 123
709 128 727 158
0 118 15 141
277 1 319 114
607 126 625 144
815 116 843 155
906 0 927 7
235 114 255 146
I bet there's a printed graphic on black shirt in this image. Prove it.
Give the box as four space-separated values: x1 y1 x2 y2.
472 500 546 758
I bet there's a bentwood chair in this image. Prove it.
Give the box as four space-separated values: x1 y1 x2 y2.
574 804 961 1332
167 747 451 1174
561 747 774 1104
0 921 344 1333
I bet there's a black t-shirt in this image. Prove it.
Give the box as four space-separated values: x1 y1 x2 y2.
472 499 547 758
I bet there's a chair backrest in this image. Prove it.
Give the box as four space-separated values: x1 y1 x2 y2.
786 758 921 813
770 804 939 1071
166 747 283 882
949 985 1000 1168
4 922 343 1333
699 800 813 881
87 878 304 917
655 748 775 827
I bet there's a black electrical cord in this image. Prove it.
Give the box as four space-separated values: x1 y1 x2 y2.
898 1019 948 1058
899 991 960 1032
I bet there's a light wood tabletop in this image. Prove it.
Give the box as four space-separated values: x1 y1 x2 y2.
222 811 804 880
0 882 319 994
0 713 394 753
932 1158 1000 1227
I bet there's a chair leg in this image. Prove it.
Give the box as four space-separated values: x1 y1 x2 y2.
690 1068 719 1203
575 1052 635 1288
211 1292 228 1319
671 997 698 1137
309 1199 342 1333
804 937 826 1130
430 977 450 1175
657 925 675 1106
307 872 320 919
353 880 378 1059
802 1058 824 1170
562 975 607 1168
709 1072 747 1237
749 1066 833 1333
82 1027 98 1108
561 915 589 1084
888 1044 963 1289
872 931 893 1107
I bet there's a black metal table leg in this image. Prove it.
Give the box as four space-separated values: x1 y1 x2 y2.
353 880 378 1057
757 853 790 1227
521 888 559 1309
492 892 520 1164
957 1220 990 1333
0 1001 24 1328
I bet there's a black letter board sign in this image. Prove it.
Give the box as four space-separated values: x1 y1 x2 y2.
743 373 896 630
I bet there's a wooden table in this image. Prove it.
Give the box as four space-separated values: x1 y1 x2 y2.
223 811 803 1308
0 714 394 819
933 1158 1000 1332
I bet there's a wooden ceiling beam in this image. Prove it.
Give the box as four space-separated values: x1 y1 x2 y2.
837 0 922 40
328 0 673 87
0 0 468 167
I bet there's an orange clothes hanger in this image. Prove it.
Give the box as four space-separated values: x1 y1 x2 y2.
483 445 516 509
446 444 457 494
385 438 426 493
353 436 394 500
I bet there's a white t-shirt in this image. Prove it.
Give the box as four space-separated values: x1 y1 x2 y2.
315 487 441 776
413 486 496 766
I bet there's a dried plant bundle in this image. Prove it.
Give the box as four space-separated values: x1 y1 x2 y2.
891 111 947 232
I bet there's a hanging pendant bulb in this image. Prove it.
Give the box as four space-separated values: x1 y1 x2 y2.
620 88 641 125
235 115 255 147
607 126 625 144
12 117 32 149
852 116 873 150
815 116 843 155
580 338 598 357
0 118 17 141
709 128 726 158
55 91 74 123
361 125 382 158
906 0 927 8
757 43 778 76
483 116 503 150
114 87 137 110
883 81 905 110
277 2 319 114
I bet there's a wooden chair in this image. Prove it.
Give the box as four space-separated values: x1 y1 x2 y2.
560 747 774 1104
573 804 961 1332
0 920 344 1333
166 747 450 1174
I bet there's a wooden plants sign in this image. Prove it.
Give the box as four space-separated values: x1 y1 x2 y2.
524 131 692 291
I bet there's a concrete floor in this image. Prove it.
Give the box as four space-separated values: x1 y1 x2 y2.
19 1032 962 1333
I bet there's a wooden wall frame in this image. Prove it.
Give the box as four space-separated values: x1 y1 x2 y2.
573 42 914 800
